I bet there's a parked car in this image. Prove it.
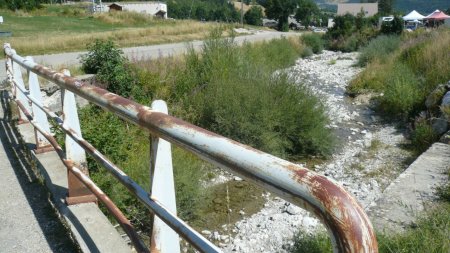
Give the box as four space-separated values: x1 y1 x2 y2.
313 28 327 33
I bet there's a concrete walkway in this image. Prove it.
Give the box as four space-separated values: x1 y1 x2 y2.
368 142 450 233
0 90 80 252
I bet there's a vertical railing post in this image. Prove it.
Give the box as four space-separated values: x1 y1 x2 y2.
11 49 31 124
4 44 14 97
62 69 97 205
149 100 180 253
25 56 53 153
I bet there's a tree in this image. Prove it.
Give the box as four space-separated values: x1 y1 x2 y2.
244 6 263 26
265 0 297 31
326 14 356 39
381 15 403 35
294 0 319 28
379 0 394 15
0 0 46 11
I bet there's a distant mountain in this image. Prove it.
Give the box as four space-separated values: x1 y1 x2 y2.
313 0 450 15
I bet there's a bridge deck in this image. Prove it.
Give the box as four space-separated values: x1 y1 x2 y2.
0 90 80 252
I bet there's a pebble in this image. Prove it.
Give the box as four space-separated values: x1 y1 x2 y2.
201 230 211 236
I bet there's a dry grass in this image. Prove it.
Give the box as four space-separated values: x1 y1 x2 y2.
4 20 220 55
0 5 227 55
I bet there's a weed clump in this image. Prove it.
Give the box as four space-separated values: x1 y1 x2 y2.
411 121 439 153
358 35 401 66
301 33 324 54
378 63 421 119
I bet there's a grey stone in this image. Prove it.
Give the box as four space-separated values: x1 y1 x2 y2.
431 117 448 135
425 84 447 109
439 130 450 144
442 91 450 107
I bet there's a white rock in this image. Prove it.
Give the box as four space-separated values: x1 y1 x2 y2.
201 230 211 236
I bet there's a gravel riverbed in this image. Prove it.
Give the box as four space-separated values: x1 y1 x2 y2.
212 51 414 253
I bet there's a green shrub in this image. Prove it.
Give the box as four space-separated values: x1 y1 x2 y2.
378 64 422 118
380 16 403 35
301 33 323 54
244 6 263 26
325 13 378 52
301 47 314 58
411 121 439 154
81 39 125 74
177 33 334 158
289 231 332 253
358 35 401 66
81 39 135 97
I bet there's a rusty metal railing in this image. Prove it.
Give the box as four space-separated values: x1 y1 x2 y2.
4 43 378 253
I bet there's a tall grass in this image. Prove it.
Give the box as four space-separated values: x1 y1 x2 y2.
301 33 324 54
357 35 401 67
377 63 421 119
348 29 450 120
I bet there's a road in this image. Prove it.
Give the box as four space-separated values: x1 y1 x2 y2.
0 31 298 80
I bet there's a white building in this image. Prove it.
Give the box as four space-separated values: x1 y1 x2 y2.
107 2 167 19
337 3 378 17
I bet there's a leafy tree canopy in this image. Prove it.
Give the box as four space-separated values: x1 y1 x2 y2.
265 0 297 31
379 0 395 15
0 0 46 11
295 0 319 28
244 6 263 26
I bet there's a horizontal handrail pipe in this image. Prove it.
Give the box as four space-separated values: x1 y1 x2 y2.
4 43 378 253
13 69 221 252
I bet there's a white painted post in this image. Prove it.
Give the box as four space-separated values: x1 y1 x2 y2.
25 56 52 152
5 53 14 96
149 100 180 253
62 69 96 205
11 49 31 123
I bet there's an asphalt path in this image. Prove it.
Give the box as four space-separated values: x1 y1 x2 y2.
1 31 299 80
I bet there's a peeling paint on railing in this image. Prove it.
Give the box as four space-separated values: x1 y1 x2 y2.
4 43 378 253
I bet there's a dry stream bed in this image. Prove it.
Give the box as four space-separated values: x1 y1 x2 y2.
190 51 415 253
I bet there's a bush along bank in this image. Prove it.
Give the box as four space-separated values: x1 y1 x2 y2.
76 32 335 234
348 29 450 153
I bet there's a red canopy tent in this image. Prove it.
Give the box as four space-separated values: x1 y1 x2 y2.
424 10 450 27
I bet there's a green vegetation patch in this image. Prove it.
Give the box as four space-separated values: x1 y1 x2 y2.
289 191 450 253
349 30 450 118
301 33 324 54
358 35 401 67
76 32 334 234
